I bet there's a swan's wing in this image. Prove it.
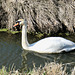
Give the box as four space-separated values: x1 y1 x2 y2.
29 37 75 53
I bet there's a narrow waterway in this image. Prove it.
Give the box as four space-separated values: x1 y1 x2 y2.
0 32 75 72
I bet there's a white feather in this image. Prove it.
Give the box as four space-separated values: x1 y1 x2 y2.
15 19 75 53
29 37 75 53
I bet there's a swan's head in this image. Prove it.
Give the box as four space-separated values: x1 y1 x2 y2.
13 19 26 27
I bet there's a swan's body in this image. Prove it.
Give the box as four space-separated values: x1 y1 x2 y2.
14 19 75 53
29 37 75 53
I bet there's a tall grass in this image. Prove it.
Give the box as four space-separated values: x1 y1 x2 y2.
0 62 75 75
1 0 75 33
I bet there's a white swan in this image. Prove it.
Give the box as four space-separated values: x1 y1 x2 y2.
13 19 75 53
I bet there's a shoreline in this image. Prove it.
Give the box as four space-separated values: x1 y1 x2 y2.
0 28 74 37
0 28 21 34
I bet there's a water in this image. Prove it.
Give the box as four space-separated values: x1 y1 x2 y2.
0 32 75 72
0 32 22 69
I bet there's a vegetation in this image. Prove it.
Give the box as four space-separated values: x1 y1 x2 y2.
0 28 8 32
0 28 21 34
0 0 75 34
0 62 75 75
0 0 75 75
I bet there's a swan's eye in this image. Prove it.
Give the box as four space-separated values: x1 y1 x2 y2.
16 21 21 24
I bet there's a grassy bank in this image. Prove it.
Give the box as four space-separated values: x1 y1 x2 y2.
0 28 8 32
0 62 75 75
0 28 21 34
1 0 74 34
0 28 73 39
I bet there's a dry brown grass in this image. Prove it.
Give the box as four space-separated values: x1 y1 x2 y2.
29 62 68 75
1 0 74 33
28 62 75 75
0 62 75 75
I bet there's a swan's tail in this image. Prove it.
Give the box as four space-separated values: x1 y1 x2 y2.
63 45 75 52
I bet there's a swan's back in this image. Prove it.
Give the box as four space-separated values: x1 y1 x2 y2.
29 37 75 53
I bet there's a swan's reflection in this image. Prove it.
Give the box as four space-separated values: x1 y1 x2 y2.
20 50 75 72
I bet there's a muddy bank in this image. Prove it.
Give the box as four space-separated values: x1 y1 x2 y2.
0 0 75 34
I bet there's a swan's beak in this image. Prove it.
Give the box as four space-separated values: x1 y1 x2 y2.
13 23 19 27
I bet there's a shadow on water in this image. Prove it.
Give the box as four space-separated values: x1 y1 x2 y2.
0 32 75 72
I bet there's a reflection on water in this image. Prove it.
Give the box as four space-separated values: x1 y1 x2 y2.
21 50 75 72
0 32 75 71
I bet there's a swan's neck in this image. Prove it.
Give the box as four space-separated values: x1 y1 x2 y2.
22 24 29 50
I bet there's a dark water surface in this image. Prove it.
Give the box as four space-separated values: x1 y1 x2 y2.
0 32 75 71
